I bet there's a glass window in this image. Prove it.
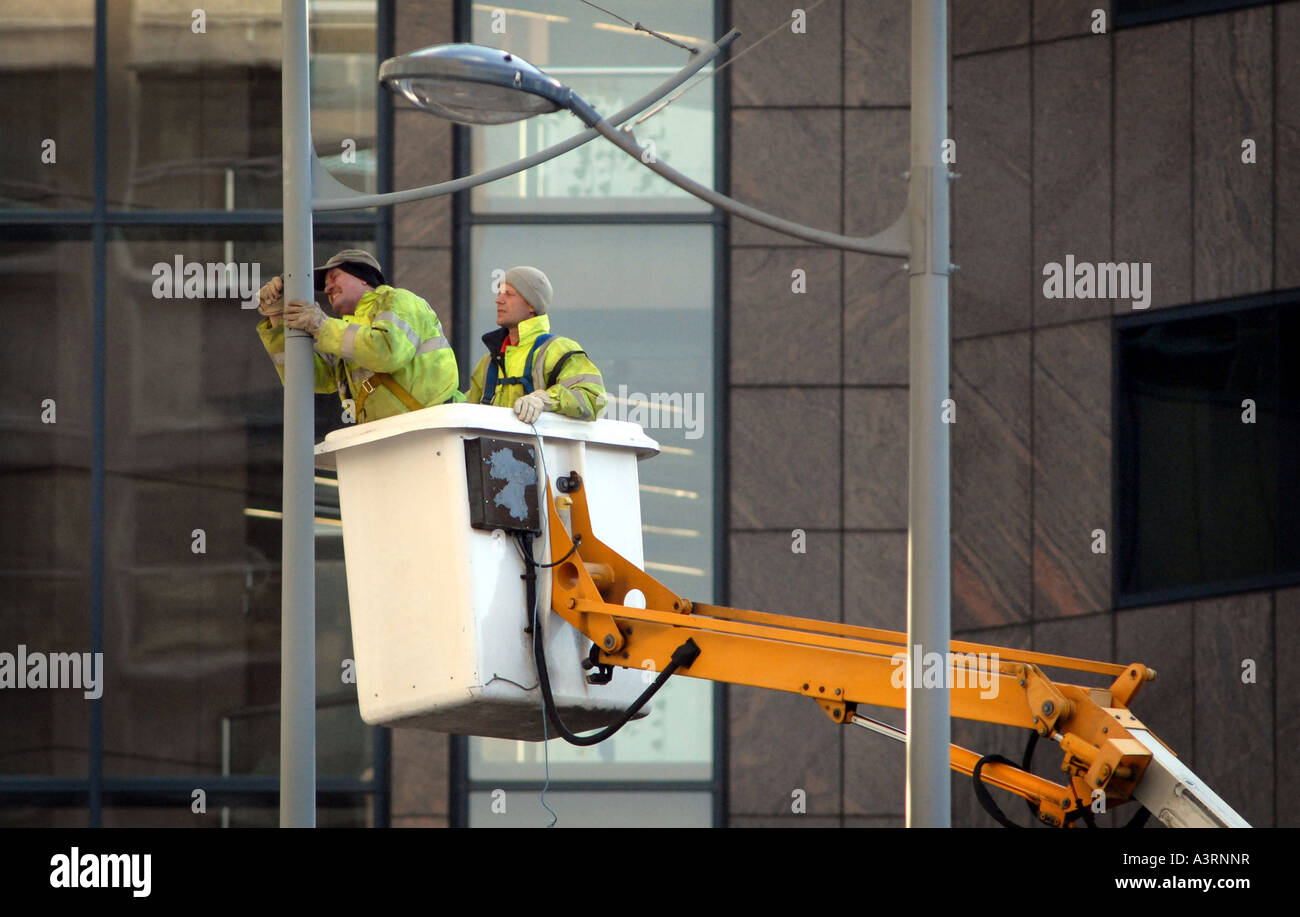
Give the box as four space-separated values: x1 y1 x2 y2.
99 231 373 779
465 224 715 785
0 2 96 210
1113 0 1272 28
1116 298 1299 601
0 807 91 828
0 239 94 778
468 0 715 214
468 790 712 827
100 801 373 827
105 0 377 211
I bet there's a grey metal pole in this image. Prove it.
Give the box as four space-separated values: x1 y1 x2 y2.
905 0 951 827
280 0 317 828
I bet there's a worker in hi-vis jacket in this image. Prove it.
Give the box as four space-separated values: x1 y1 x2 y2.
255 249 460 423
465 266 606 423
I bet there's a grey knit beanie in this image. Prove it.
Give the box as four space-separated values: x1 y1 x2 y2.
503 266 552 315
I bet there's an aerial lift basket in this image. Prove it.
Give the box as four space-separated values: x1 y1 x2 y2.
315 403 658 740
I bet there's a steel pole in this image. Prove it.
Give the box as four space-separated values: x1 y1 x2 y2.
280 0 316 827
905 0 951 827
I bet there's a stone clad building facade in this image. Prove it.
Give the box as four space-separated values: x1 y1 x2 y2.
1 0 1295 827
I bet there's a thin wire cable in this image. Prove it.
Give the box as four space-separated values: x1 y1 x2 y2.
529 419 558 827
577 0 698 52
578 0 633 27
634 0 830 126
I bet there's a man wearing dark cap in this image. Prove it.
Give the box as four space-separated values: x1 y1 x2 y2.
465 266 606 423
255 249 459 423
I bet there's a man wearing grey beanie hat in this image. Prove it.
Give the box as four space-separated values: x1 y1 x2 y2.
466 266 606 423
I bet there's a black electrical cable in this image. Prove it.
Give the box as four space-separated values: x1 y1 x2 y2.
535 534 581 569
1015 728 1150 828
517 533 699 747
1021 730 1041 823
1123 805 1151 829
971 754 1026 828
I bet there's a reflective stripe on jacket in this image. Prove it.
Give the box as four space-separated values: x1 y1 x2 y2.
465 314 606 421
257 285 459 422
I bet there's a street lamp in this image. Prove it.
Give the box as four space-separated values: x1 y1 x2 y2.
378 44 571 124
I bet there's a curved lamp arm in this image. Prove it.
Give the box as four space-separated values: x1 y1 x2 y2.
591 117 909 258
312 29 741 211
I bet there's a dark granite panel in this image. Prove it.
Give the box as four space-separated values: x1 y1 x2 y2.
730 110 843 247
393 815 449 828
1032 321 1111 618
953 332 1032 629
1033 38 1112 325
952 49 1033 338
1278 588 1300 828
1279 4 1300 290
1033 613 1115 672
393 108 452 190
730 247 842 385
844 110 910 239
844 531 908 631
843 253 909 386
1114 21 1192 313
1116 603 1194 767
842 387 908 530
729 531 841 622
844 707 906 816
393 110 452 250
728 685 842 816
1193 593 1272 827
392 729 449 817
952 0 1030 56
845 815 905 827
1192 7 1274 300
951 623 1033 827
730 389 841 529
1034 1 1109 43
845 0 909 107
394 0 452 52
392 247 452 338
729 0 843 107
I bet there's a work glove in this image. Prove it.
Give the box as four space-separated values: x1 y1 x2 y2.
513 390 553 424
257 276 284 325
283 299 326 336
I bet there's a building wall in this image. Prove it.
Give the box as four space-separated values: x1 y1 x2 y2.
387 0 455 829
724 0 1300 827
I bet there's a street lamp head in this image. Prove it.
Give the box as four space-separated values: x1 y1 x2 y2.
379 43 567 125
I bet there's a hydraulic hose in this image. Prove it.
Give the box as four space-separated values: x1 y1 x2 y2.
516 533 699 746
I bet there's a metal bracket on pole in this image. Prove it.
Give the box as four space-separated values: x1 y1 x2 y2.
907 165 952 277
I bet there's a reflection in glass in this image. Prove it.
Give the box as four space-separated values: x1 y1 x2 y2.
469 1 714 213
98 232 372 778
0 2 95 209
104 0 377 210
0 240 94 777
469 790 711 827
466 224 714 782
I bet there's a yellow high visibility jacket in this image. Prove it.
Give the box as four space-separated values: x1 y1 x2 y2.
258 285 460 423
465 314 606 421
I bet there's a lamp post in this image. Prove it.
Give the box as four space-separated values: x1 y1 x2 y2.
281 1 951 827
279 0 317 829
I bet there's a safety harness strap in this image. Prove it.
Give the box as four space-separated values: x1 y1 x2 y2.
354 372 425 418
482 333 553 404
